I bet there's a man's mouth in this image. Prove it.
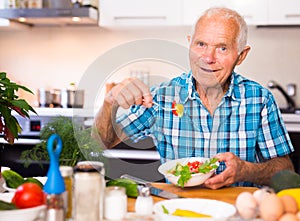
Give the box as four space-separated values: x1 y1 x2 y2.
200 67 217 73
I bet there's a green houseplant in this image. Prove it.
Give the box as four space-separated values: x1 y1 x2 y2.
21 116 104 167
0 72 36 144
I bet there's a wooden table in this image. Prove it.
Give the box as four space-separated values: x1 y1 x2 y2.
127 183 258 212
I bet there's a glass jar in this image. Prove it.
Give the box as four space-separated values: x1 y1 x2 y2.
59 166 73 220
73 164 105 221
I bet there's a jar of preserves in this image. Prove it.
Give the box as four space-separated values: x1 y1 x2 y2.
59 166 73 220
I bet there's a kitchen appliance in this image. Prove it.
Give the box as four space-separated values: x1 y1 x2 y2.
0 0 98 27
0 108 87 177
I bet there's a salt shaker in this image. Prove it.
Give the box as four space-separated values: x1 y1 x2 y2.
104 186 127 220
74 164 105 221
135 185 153 216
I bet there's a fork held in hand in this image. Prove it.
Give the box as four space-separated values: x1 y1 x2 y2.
152 101 176 111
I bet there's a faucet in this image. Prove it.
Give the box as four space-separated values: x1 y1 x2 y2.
267 80 296 112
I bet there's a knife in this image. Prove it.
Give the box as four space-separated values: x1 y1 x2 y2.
120 174 183 199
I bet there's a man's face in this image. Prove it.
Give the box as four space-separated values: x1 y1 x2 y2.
189 16 242 90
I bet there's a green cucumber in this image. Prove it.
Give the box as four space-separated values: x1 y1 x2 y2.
106 178 138 198
2 170 25 189
0 200 17 210
269 170 300 193
24 177 43 188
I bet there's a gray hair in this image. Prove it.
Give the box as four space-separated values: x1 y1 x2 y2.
191 7 248 54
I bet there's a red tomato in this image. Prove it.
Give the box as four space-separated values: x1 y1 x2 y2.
12 183 45 209
187 161 202 173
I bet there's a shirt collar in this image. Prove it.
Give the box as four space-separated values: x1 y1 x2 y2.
185 71 242 102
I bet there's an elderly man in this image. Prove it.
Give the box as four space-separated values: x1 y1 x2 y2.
94 7 294 189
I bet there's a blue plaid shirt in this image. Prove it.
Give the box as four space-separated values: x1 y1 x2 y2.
117 71 294 186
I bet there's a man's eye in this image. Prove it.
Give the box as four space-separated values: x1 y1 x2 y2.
220 47 227 52
197 42 205 47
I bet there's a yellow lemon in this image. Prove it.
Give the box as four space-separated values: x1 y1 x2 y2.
172 209 212 218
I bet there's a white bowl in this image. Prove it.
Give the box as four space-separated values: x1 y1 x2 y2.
153 198 236 221
2 176 47 192
158 157 219 187
0 192 46 221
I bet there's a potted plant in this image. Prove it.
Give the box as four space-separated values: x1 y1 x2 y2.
0 72 36 144
21 116 105 167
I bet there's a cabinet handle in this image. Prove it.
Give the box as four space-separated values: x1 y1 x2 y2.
114 16 167 20
285 14 300 18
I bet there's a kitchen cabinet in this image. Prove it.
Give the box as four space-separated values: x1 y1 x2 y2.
268 0 300 25
99 0 182 26
182 0 268 26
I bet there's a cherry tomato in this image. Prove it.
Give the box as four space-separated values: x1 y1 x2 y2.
12 182 45 209
172 101 178 116
187 161 202 173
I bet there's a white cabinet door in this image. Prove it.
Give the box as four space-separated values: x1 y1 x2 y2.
182 0 224 26
227 0 268 26
268 0 300 25
182 0 268 26
99 0 182 26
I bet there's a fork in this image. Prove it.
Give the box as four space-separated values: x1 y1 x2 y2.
152 101 176 111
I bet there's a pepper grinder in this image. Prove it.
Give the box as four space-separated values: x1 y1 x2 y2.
135 185 153 216
43 134 66 221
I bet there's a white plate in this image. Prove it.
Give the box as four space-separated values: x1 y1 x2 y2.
158 157 219 187
153 198 236 221
0 192 46 221
2 177 47 192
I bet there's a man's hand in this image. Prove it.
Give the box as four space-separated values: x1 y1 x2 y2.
203 152 246 189
203 152 294 189
105 78 153 109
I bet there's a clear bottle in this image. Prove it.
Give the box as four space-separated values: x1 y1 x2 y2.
74 164 105 221
59 166 73 220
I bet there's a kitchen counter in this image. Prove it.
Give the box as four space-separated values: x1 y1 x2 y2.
282 113 300 132
127 183 258 212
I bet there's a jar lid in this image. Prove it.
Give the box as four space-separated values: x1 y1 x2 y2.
74 164 103 173
59 166 73 177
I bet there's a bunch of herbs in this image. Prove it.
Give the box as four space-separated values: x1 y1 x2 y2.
21 116 104 167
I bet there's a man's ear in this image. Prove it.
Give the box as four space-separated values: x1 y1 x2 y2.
236 46 251 65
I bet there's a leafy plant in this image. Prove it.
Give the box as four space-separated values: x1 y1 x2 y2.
21 116 104 167
0 72 36 144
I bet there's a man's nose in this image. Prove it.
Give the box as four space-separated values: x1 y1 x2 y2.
202 48 216 63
